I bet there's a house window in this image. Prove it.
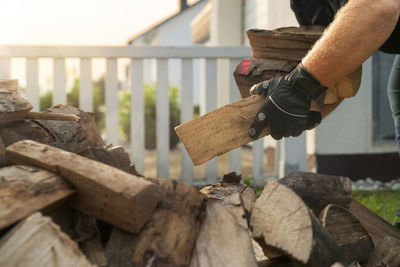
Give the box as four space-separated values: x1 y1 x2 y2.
372 51 397 144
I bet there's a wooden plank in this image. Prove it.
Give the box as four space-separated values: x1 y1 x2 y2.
79 58 93 112
156 58 169 178
26 58 40 111
349 199 400 246
205 58 218 182
130 59 145 174
180 58 194 183
175 94 268 166
190 193 258 267
5 140 163 234
0 212 93 267
0 165 75 230
105 58 119 145
229 59 242 173
53 58 66 105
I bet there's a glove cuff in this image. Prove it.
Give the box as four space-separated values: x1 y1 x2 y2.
287 63 327 100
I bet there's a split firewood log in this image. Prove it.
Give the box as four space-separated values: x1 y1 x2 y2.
132 179 206 266
348 199 400 246
0 212 93 267
0 165 75 231
190 193 258 267
251 181 344 267
279 171 353 215
364 236 400 267
5 140 163 234
319 204 374 265
200 172 256 215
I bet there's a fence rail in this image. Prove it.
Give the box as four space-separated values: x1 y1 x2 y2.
0 45 307 186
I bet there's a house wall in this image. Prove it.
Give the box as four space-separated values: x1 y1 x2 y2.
130 0 209 103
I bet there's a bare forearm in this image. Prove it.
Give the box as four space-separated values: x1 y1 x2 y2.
302 0 400 86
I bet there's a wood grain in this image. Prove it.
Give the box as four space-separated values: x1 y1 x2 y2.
175 95 269 166
0 165 75 230
0 212 93 267
5 140 163 234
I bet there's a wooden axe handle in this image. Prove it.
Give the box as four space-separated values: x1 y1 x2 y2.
27 112 80 122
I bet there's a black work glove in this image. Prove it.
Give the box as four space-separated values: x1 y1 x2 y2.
248 63 327 140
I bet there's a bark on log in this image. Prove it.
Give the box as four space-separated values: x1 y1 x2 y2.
0 212 93 267
190 193 258 267
319 204 374 264
348 199 400 246
0 165 75 230
200 172 256 215
34 104 104 152
132 179 206 267
279 171 353 215
364 236 400 267
5 140 163 234
105 227 137 267
251 181 344 267
78 145 140 176
0 105 104 168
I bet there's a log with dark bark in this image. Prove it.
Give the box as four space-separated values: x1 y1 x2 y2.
364 236 400 267
190 193 258 267
105 228 137 267
200 172 256 215
348 199 400 246
279 171 353 215
132 179 206 267
5 140 163 234
0 105 104 167
0 165 75 230
251 181 344 267
33 104 105 152
319 204 374 265
0 212 93 266
78 145 140 176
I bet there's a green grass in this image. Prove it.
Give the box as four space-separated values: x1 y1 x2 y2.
352 190 400 225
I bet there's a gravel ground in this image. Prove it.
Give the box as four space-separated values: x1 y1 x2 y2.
352 177 400 190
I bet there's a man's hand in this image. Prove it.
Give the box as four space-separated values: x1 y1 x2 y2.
248 63 326 140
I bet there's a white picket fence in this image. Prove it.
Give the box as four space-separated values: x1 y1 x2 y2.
0 45 308 186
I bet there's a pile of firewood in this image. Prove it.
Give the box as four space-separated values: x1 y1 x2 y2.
1 79 400 267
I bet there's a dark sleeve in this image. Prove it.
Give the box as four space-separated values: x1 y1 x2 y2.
290 0 346 26
380 18 400 54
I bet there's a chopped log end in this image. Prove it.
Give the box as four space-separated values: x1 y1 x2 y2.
251 181 343 266
319 204 374 264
